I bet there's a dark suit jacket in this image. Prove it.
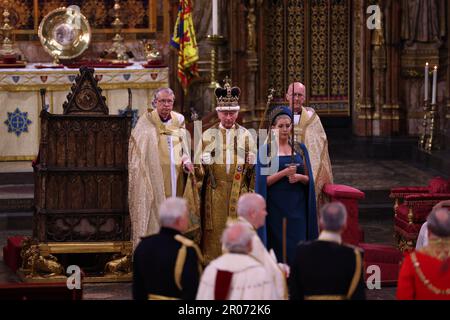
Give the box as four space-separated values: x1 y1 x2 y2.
132 227 201 300
288 239 366 300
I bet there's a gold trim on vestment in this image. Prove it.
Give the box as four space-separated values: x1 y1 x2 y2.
305 248 361 300
418 238 450 261
174 234 204 288
148 294 180 300
228 164 245 218
315 139 328 187
411 251 450 295
174 243 187 291
346 249 362 299
149 110 184 197
128 111 166 248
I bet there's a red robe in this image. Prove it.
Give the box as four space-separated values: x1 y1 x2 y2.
397 242 450 300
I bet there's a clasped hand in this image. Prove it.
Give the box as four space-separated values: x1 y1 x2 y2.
283 165 305 184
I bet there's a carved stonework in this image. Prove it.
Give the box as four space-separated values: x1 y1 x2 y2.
0 0 32 29
104 254 132 275
266 0 284 96
120 0 146 29
40 0 67 20
81 0 108 27
20 237 65 278
265 0 351 115
287 0 305 86
63 67 109 115
353 0 362 115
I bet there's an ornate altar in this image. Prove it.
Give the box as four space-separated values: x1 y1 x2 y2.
18 67 133 283
0 63 168 161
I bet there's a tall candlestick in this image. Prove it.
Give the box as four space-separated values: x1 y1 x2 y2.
212 0 218 35
432 66 437 105
424 62 429 101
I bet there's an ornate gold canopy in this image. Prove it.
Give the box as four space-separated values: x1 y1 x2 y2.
38 6 91 62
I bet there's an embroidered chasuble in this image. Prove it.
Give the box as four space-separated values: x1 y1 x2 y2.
128 110 188 248
201 124 256 264
294 107 333 209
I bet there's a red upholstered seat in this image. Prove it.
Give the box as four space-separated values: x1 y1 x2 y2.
2 236 26 272
395 200 430 224
390 177 450 251
323 184 365 200
323 184 365 246
359 243 402 285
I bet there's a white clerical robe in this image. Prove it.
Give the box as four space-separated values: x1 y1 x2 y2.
196 253 277 300
237 217 288 300
128 110 188 249
164 113 186 197
416 222 429 250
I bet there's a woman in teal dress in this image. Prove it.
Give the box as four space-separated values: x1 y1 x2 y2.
256 106 318 265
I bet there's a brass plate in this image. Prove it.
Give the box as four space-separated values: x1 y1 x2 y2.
38 6 91 60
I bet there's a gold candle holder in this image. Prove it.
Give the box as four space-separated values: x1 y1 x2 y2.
105 0 129 62
207 34 226 90
425 103 440 153
418 100 430 150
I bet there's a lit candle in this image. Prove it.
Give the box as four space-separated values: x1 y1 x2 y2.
424 62 429 101
212 0 218 35
432 66 437 105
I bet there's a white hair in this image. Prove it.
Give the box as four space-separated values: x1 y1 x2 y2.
159 197 187 227
237 193 263 219
427 207 450 237
320 202 347 232
221 222 253 254
151 88 175 108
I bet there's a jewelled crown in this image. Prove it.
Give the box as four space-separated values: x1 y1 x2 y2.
215 77 240 112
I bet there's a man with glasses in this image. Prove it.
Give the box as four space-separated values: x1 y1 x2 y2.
287 82 333 211
129 88 194 248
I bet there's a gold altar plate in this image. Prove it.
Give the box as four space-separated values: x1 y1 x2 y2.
38 7 91 61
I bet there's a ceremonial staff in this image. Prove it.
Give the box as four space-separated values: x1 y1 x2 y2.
282 82 302 264
258 88 275 131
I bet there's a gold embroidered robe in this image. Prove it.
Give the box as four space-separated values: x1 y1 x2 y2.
201 124 256 264
295 107 333 208
128 110 189 248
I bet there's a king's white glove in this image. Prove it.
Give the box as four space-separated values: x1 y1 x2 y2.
278 263 290 278
201 153 213 165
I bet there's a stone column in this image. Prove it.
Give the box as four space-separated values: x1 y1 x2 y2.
354 0 374 136
381 0 402 136
244 0 261 128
